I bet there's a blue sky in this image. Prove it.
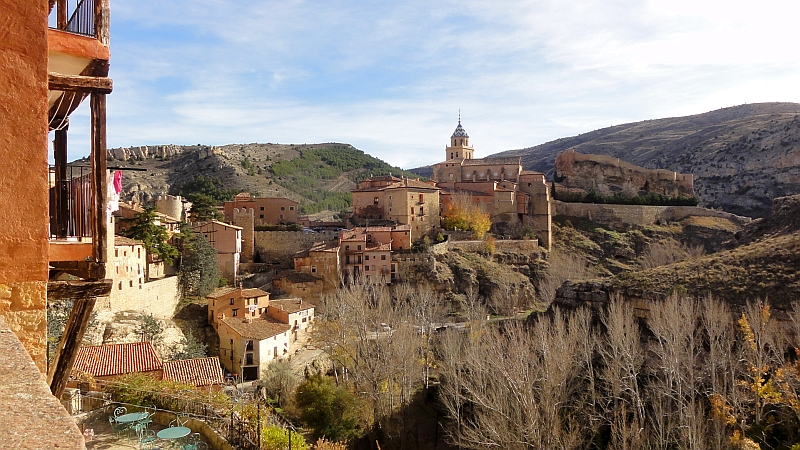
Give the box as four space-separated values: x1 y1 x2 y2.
61 0 800 169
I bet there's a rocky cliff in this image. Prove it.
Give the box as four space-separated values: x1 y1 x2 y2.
554 149 694 197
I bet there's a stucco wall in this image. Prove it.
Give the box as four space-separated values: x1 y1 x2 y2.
101 276 181 319
553 200 751 227
0 0 50 371
254 231 338 266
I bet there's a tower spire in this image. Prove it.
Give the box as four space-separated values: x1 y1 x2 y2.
458 108 461 124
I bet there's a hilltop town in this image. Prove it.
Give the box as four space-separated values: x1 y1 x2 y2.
5 2 800 450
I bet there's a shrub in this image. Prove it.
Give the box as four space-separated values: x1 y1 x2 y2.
295 375 362 442
261 426 309 450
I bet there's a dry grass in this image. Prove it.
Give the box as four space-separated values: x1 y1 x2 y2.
613 232 800 309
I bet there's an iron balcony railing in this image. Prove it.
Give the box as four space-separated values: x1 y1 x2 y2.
49 165 93 239
50 0 96 37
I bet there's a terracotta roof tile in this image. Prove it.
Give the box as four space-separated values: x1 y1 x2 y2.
207 287 270 299
73 342 162 378
162 357 225 386
220 317 291 340
269 299 315 314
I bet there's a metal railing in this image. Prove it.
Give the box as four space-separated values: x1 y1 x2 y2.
50 0 96 37
49 165 93 239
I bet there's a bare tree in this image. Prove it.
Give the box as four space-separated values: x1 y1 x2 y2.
538 249 595 304
598 295 646 450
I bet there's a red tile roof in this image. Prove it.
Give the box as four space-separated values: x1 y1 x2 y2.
207 286 270 300
72 342 162 378
162 357 225 386
220 317 291 340
269 299 315 314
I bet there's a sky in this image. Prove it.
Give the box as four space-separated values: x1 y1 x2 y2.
60 0 800 169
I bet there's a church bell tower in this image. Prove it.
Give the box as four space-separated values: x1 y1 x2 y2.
445 111 474 161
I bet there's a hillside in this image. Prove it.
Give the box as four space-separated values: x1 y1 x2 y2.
415 103 800 217
95 143 419 216
552 194 800 311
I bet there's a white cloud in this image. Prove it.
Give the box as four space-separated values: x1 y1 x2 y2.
58 0 800 170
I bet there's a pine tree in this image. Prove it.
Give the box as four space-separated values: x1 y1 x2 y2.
178 229 220 297
127 205 179 264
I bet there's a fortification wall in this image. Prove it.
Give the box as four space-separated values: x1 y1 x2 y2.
555 149 694 197
233 208 255 263
101 276 180 319
154 194 184 221
448 240 539 254
254 231 338 267
554 200 751 227
394 253 437 283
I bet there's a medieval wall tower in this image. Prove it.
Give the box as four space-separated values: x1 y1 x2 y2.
233 207 255 263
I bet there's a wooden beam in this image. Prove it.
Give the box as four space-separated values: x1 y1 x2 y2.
49 73 112 94
54 126 69 238
94 0 110 46
57 0 67 29
47 296 98 398
90 92 108 265
47 280 112 300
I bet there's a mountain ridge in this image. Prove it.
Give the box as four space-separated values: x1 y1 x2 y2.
412 102 800 217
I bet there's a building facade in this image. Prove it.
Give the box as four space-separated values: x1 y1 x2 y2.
223 193 299 226
191 220 242 282
351 176 440 238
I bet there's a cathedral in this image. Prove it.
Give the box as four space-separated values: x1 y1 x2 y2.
431 117 552 249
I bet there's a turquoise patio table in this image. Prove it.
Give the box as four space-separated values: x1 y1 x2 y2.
157 426 191 441
115 412 149 424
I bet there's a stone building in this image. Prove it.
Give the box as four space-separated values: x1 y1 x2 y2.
266 298 315 342
207 286 270 328
430 118 552 249
191 220 243 282
293 242 342 291
272 270 326 300
351 176 440 238
223 193 299 226
216 316 291 381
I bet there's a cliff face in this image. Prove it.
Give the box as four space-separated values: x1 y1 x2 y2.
491 102 800 217
555 149 694 197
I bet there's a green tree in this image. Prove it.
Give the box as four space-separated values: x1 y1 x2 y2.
187 193 222 221
135 314 164 344
178 229 220 297
168 330 208 360
295 375 362 442
127 205 179 264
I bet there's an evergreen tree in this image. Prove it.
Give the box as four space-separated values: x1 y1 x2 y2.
168 330 208 360
127 205 179 264
178 228 220 297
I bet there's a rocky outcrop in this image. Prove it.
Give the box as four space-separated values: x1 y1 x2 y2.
108 144 185 161
555 149 694 197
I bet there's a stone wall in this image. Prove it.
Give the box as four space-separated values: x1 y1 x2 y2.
0 316 84 449
100 276 181 319
447 239 539 254
556 149 694 197
0 0 50 371
254 231 338 267
394 253 437 283
553 200 751 228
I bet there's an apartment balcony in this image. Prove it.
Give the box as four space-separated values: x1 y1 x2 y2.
47 0 112 281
